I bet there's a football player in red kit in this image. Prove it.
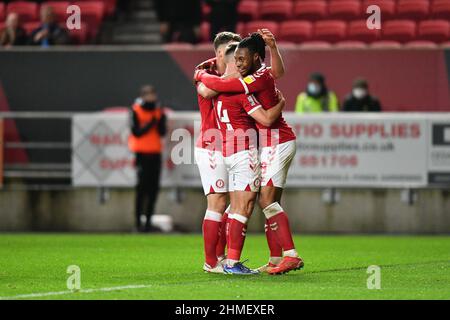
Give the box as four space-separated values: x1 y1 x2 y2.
195 31 304 275
197 43 286 274
196 30 288 274
195 32 241 274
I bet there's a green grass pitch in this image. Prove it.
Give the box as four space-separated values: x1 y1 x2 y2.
0 234 449 300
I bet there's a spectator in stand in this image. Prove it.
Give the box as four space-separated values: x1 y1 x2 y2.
29 6 69 46
206 0 239 41
155 0 202 43
128 85 167 232
295 72 339 113
0 13 27 47
342 78 382 112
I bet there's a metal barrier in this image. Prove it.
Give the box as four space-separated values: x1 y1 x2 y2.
0 112 74 190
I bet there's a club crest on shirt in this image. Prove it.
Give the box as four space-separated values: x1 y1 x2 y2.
216 179 225 188
243 75 256 84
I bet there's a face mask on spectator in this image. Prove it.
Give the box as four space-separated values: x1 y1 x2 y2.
307 82 321 96
142 102 156 110
353 88 367 100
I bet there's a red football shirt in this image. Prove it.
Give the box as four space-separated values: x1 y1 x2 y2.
199 64 296 147
213 92 261 157
195 60 221 150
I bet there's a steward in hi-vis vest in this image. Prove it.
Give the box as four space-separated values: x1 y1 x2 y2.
128 85 167 232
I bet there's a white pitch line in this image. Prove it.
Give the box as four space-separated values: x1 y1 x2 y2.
0 284 153 300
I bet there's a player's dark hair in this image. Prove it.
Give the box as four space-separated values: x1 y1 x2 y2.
238 32 266 60
213 32 242 50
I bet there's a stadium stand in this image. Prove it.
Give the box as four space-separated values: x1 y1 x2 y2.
0 0 116 44
195 0 450 48
396 0 430 20
432 0 450 20
278 20 313 43
328 0 362 20
293 1 327 21
0 2 4 22
6 1 39 23
418 20 450 43
382 20 417 43
237 0 259 21
244 20 280 37
259 0 293 21
347 20 380 43
41 2 71 23
1 0 450 47
313 20 347 43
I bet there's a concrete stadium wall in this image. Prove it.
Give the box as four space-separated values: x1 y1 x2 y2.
1 185 449 233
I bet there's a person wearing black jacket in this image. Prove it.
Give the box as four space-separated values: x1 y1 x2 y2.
154 0 202 43
342 78 382 112
206 0 239 41
128 85 167 232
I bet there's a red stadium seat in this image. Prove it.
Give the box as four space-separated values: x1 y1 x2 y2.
335 40 367 48
6 1 39 23
202 2 211 20
237 1 259 22
0 3 5 22
298 41 332 49
41 2 71 23
328 1 362 20
259 1 293 21
278 21 313 43
103 0 117 17
404 40 439 48
67 22 89 44
200 21 210 43
432 0 450 20
370 40 402 48
313 20 347 43
236 22 245 36
73 1 105 39
382 20 416 43
363 0 396 20
396 0 429 21
0 22 5 32
23 21 41 35
347 20 380 43
293 1 327 21
418 20 450 43
244 21 279 37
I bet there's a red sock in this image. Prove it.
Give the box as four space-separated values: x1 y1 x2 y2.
264 203 295 251
227 214 248 262
216 211 229 258
265 219 282 258
202 210 222 267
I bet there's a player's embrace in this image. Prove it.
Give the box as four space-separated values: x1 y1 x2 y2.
195 31 304 275
198 42 286 274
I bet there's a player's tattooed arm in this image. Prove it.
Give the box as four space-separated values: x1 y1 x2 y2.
249 91 286 127
258 28 285 79
197 82 218 99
